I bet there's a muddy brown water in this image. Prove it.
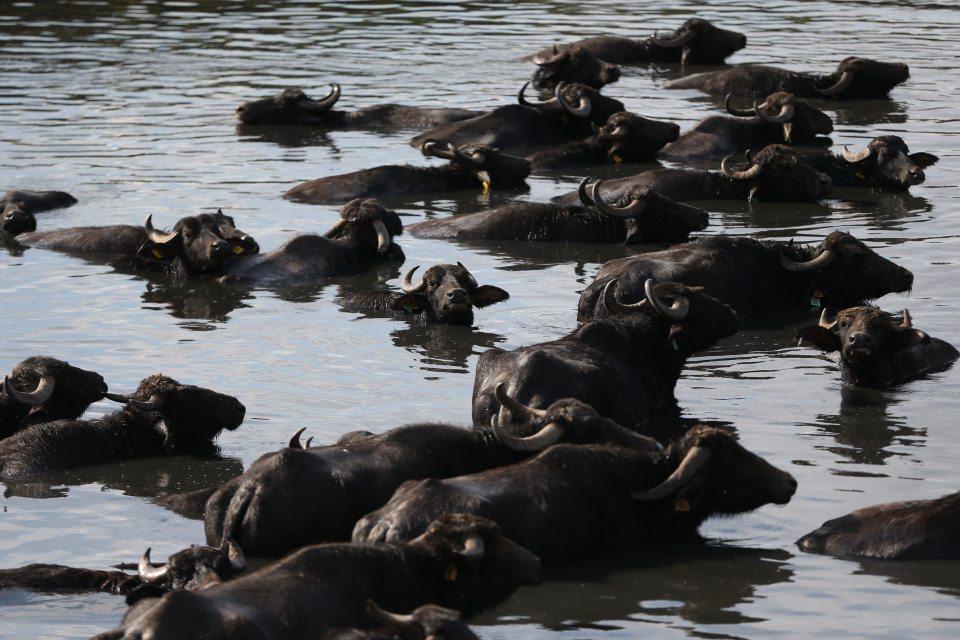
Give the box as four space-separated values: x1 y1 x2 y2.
1 1 959 638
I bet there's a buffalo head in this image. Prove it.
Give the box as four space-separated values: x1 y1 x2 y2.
0 203 36 237
3 356 108 429
127 538 246 604
650 18 747 64
531 44 620 89
815 57 909 99
721 145 833 201
105 374 245 452
797 306 931 366
779 231 913 306
725 92 833 143
421 140 531 190
596 111 680 162
235 85 341 125
136 213 258 274
365 601 478 640
840 136 938 190
392 262 509 326
325 198 406 259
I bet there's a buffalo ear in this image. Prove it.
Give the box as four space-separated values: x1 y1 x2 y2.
227 237 253 255
471 285 510 308
391 294 428 315
890 328 930 351
136 238 180 263
796 326 841 351
909 152 939 169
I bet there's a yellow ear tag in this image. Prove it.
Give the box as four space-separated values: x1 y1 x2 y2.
611 154 623 165
482 181 491 194
674 497 691 512
151 249 165 259
444 564 459 582
232 245 245 255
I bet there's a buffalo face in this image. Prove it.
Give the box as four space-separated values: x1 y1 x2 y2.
651 18 747 64
392 263 509 326
840 136 939 190
136 213 259 275
532 45 621 89
3 356 108 428
0 203 36 237
366 602 478 640
816 57 909 98
422 141 531 189
597 112 680 162
208 209 260 255
728 92 832 144
722 145 832 201
235 86 342 125
126 540 246 604
326 198 406 259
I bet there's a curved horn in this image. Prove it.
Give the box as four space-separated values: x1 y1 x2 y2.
517 81 555 107
650 28 696 48
138 548 169 581
129 393 163 412
779 248 837 273
644 279 689 322
104 392 131 403
494 419 565 452
495 383 547 420
144 215 178 244
898 308 912 330
372 220 391 254
589 179 650 219
724 93 755 118
288 427 306 449
819 308 838 331
555 83 591 118
577 178 595 207
366 600 418 632
754 99 794 124
456 261 479 289
532 43 568 66
421 139 456 161
223 537 246 572
842 145 874 163
601 278 648 316
631 446 712 501
457 534 485 561
815 70 855 96
720 155 762 181
3 374 55 406
401 265 426 293
313 83 341 110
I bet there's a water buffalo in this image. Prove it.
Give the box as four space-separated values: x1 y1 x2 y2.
0 374 245 480
668 57 910 99
533 19 747 66
0 539 245 604
407 178 708 244
801 136 938 191
18 209 259 276
1 356 108 440
0 189 77 238
797 491 960 559
204 392 656 556
93 514 541 640
660 92 833 160
472 280 740 431
529 111 680 170
577 232 914 324
410 83 625 154
283 141 530 205
354 424 796 563
797 306 958 388
325 602 478 640
554 145 833 204
219 198 406 284
339 262 510 326
235 85 480 129
530 44 621 89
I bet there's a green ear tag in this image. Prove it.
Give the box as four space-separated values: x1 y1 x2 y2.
403 303 417 314
810 296 821 308
671 338 679 351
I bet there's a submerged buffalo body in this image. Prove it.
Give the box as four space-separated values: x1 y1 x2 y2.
1 356 107 440
801 136 938 191
0 189 77 238
797 491 960 559
797 306 958 388
536 19 747 66
578 232 914 324
236 86 480 129
660 92 833 160
95 515 540 640
668 57 910 99
473 281 739 431
355 425 796 563
0 374 245 480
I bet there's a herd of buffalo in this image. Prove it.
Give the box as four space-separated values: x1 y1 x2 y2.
1 17 958 640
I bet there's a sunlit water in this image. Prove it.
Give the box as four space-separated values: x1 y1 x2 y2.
0 1 959 638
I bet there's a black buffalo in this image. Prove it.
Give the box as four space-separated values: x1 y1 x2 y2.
801 136 938 191
534 19 747 66
529 44 621 89
797 491 960 559
577 232 914 324
554 145 833 204
408 178 708 244
797 306 958 388
0 189 77 238
284 141 530 205
236 85 480 129
219 199 405 284
529 111 680 170
660 92 833 160
339 262 510 326
325 602 478 640
354 424 796 563
1 356 107 440
410 83 625 154
93 514 541 640
204 392 656 556
668 57 910 99
18 209 259 276
0 374 245 480
472 280 739 431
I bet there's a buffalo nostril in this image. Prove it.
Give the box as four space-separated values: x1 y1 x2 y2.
448 289 467 303
235 105 246 113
